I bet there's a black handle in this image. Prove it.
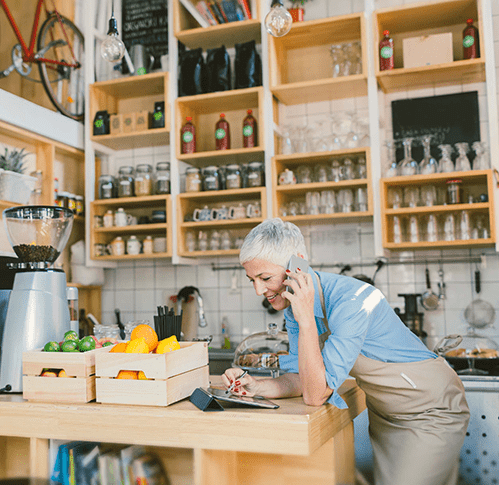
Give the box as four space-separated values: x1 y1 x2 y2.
475 270 481 294
425 268 431 290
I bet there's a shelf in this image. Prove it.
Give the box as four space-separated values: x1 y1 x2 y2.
181 217 263 229
178 248 240 257
276 180 368 195
92 194 170 207
91 127 170 150
94 223 168 233
93 252 172 261
274 147 369 164
177 146 264 165
383 238 495 250
384 202 489 215
90 72 168 97
175 19 262 50
381 170 490 186
281 212 373 224
374 0 484 92
178 186 264 201
268 13 367 105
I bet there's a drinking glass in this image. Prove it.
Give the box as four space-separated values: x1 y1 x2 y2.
399 138 419 176
425 214 438 242
341 157 355 180
354 187 368 212
408 215 419 243
328 114 344 150
288 201 299 216
320 190 336 214
292 125 310 153
329 159 341 182
385 140 398 177
340 43 353 76
472 141 489 170
338 188 354 212
306 191 321 215
419 134 438 175
330 44 344 78
438 144 454 173
455 143 471 171
296 165 312 184
277 124 293 155
356 157 367 179
403 186 419 208
311 119 330 152
313 164 328 183
459 210 471 240
442 214 456 241
388 187 403 209
421 185 437 207
472 214 489 239
344 112 359 149
393 216 403 243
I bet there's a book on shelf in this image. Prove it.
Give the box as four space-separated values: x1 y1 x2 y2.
238 0 252 19
179 0 210 28
197 1 218 25
221 0 244 21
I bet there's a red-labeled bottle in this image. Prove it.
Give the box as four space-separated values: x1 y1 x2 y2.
243 109 258 148
181 116 196 154
463 18 480 59
215 113 230 150
379 30 394 71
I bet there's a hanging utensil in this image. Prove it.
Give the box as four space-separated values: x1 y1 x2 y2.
421 264 439 311
437 267 446 300
464 269 495 329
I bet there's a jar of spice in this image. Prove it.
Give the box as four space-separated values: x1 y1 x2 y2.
75 195 84 216
246 161 264 187
118 166 135 197
134 164 153 196
185 167 201 193
143 235 154 254
202 166 220 191
67 193 77 213
446 179 463 204
154 161 170 194
225 164 242 189
98 174 117 199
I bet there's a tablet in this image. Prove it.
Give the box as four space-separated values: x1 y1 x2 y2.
206 387 279 409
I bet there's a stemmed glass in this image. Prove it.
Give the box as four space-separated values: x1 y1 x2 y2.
472 141 489 170
385 140 398 177
438 144 454 173
455 143 471 171
311 119 330 152
328 114 344 150
276 124 293 155
344 112 359 149
399 138 418 176
330 44 344 78
419 135 438 175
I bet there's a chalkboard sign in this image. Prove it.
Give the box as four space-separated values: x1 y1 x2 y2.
122 0 168 71
391 91 480 164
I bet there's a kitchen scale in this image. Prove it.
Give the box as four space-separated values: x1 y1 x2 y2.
0 206 74 392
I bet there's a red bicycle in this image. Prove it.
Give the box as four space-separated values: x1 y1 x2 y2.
0 0 84 121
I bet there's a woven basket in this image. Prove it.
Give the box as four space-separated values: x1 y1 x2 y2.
0 169 37 204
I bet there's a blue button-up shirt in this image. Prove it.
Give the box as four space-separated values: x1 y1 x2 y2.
280 270 436 409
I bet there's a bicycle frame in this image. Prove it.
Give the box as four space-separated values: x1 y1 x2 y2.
0 0 79 68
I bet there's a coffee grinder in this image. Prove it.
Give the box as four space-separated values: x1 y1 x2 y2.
395 293 427 342
0 206 74 392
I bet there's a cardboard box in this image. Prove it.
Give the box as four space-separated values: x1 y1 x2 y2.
135 110 149 131
122 112 136 133
403 33 453 69
110 114 123 135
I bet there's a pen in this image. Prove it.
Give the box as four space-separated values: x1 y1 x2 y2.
227 370 248 394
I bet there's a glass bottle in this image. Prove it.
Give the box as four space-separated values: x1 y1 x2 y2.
154 162 170 194
472 141 489 170
243 109 257 148
393 215 402 243
152 101 165 129
455 143 471 171
356 157 367 179
342 157 355 180
181 116 196 154
98 174 117 199
379 30 394 71
329 160 341 182
134 164 153 196
225 164 242 189
463 18 480 59
438 144 454 173
215 113 230 150
202 166 220 191
118 166 135 197
185 167 201 192
385 140 398 177
246 161 264 187
399 138 418 176
419 135 438 175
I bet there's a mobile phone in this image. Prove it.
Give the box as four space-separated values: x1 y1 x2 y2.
286 255 310 293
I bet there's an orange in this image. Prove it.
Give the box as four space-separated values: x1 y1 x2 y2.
138 371 150 380
130 324 158 352
109 342 128 353
155 335 181 354
125 337 150 354
58 369 69 378
116 370 139 379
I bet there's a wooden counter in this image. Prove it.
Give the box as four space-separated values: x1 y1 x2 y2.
0 379 365 485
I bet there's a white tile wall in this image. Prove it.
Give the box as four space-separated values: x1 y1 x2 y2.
96 0 499 351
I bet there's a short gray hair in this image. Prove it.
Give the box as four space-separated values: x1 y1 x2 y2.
239 218 308 268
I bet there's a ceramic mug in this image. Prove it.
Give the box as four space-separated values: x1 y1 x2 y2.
246 202 261 218
193 206 215 222
215 205 229 220
229 204 246 219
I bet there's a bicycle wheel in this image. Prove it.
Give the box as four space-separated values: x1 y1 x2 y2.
37 14 84 121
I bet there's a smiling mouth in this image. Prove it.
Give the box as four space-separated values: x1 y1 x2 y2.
266 293 280 303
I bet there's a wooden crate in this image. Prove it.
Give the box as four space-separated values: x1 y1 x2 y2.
95 341 209 406
22 347 108 403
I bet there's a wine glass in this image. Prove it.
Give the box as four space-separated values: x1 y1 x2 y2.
328 114 344 150
276 124 293 155
438 144 454 173
311 119 330 152
399 138 419 176
385 140 398 177
344 112 359 149
455 143 471 171
330 44 344 78
419 134 438 175
472 141 489 170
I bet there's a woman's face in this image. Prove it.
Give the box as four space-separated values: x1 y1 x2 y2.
243 258 290 311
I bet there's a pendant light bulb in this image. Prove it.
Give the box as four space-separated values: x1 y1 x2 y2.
265 0 293 37
101 14 125 62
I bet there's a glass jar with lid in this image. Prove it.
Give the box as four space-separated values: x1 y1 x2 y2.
98 174 117 199
93 323 120 340
185 167 201 193
118 166 135 197
202 166 220 191
134 164 153 196
246 161 264 187
225 164 242 189
232 323 289 377
154 161 170 194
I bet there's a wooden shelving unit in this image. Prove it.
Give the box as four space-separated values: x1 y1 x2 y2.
271 148 373 222
90 195 173 260
374 0 485 92
380 169 496 250
89 72 170 149
268 13 367 105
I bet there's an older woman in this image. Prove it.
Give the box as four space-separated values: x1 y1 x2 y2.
222 218 469 485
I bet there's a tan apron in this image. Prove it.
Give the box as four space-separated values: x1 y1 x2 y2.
314 273 470 485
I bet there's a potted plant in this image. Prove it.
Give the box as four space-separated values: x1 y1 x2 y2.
0 147 37 204
288 0 309 22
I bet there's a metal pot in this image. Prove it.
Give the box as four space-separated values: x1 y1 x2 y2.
421 266 439 311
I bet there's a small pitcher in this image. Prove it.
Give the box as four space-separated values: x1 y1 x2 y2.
229 203 246 219
193 205 215 222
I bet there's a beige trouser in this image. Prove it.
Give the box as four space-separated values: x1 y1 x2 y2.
350 354 470 485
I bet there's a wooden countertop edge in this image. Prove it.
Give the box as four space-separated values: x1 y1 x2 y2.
0 380 365 456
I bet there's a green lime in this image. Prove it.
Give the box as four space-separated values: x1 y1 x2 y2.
78 336 96 352
61 340 79 352
43 341 60 352
102 341 114 347
64 330 79 342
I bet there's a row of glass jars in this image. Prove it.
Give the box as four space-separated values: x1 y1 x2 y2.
185 162 264 193
98 162 170 199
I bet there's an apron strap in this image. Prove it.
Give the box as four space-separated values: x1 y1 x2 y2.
313 271 331 351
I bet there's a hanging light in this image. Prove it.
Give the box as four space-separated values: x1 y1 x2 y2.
100 0 125 62
265 0 293 37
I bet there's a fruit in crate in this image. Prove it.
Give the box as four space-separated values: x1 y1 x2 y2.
43 341 60 352
138 371 150 380
125 337 149 354
130 324 159 352
78 336 96 352
116 370 139 379
43 331 102 352
155 335 181 354
64 330 79 341
40 369 58 377
110 342 128 353
61 340 79 352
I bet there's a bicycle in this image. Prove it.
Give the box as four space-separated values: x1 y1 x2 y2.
0 0 84 121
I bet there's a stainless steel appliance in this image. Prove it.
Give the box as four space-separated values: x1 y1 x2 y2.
0 206 74 392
